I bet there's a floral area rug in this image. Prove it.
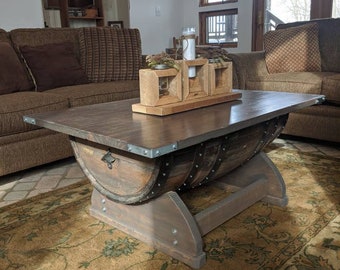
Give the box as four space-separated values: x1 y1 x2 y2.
0 146 339 270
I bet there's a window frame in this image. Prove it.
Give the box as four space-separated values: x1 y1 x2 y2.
252 0 334 51
199 0 238 7
199 8 238 48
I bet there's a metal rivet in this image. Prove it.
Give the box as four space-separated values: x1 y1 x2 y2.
172 144 177 150
195 164 199 168
101 199 106 204
155 150 160 156
172 228 177 234
163 173 167 177
189 175 193 178
102 207 107 212
165 162 169 166
173 240 178 245
212 169 215 173
143 150 148 155
199 153 202 156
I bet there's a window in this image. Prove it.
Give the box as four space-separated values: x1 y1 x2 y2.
199 9 238 48
333 0 340 17
200 0 237 7
253 0 335 51
264 0 311 32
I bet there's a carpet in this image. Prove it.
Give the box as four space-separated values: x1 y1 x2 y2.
0 145 339 270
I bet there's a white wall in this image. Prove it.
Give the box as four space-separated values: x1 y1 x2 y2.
103 0 118 24
116 0 130 28
129 0 183 55
130 0 253 55
0 0 252 53
104 0 130 28
0 0 44 31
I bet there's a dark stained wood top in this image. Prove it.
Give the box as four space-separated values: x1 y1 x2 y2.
24 90 324 158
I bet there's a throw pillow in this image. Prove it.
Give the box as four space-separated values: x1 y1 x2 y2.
79 27 142 83
0 42 33 95
20 42 88 91
264 23 321 73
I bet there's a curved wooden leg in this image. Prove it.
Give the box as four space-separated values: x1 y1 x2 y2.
90 188 206 269
217 151 288 206
194 151 288 236
89 151 287 268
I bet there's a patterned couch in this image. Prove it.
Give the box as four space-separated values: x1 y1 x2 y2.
228 18 340 143
0 27 142 176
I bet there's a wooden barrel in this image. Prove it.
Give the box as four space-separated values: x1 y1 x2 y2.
71 115 288 204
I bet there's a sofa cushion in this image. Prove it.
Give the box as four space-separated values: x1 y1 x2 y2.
9 28 81 59
264 23 321 73
0 42 33 95
20 42 89 91
45 80 140 107
79 27 142 83
283 105 340 142
276 18 340 72
0 92 69 136
322 74 340 105
245 72 325 94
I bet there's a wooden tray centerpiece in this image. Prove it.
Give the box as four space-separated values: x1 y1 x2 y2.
132 53 240 116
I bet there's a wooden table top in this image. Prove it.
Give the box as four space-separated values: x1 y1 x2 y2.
24 90 324 158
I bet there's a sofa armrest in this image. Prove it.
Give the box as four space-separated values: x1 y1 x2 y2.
228 51 269 89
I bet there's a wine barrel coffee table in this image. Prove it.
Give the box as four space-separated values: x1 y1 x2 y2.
24 90 324 268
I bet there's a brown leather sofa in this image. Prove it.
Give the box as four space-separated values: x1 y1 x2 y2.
228 18 340 143
0 27 142 176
